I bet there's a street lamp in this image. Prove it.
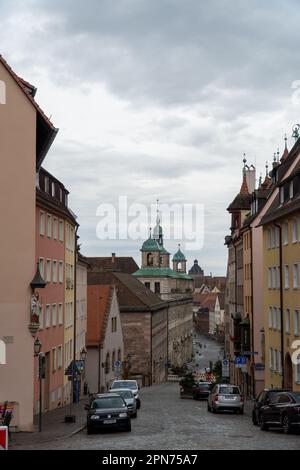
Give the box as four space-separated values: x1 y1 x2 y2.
34 338 43 432
80 347 87 361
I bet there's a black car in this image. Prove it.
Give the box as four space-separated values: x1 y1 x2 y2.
86 393 131 434
252 389 290 425
260 391 300 434
192 382 213 400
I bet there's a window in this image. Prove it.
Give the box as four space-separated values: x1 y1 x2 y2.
293 264 299 288
53 218 58 239
269 307 273 329
52 260 57 283
47 214 52 238
46 259 51 283
280 186 284 204
52 348 56 372
39 257 45 279
155 282 160 294
38 304 43 330
46 305 51 328
295 310 299 336
273 267 277 289
284 265 289 289
45 176 49 193
283 223 289 245
59 261 63 283
273 307 277 330
269 348 273 369
267 229 271 249
40 212 45 236
278 351 282 375
51 181 55 197
145 282 151 289
57 346 62 369
58 304 63 325
59 188 63 202
292 220 297 243
277 308 282 331
59 221 64 241
268 268 273 288
289 181 294 199
111 317 117 333
274 349 278 372
112 351 116 371
286 309 291 334
275 227 280 248
52 304 57 326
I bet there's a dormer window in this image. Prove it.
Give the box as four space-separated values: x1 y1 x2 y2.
289 181 294 199
45 176 49 193
51 181 55 197
280 186 284 204
59 188 63 202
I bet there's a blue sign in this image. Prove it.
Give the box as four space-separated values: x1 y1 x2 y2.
222 359 229 366
115 360 121 368
235 356 247 365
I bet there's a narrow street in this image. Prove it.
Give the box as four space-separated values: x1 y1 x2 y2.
14 382 299 450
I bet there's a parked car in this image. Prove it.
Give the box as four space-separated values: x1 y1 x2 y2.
260 391 300 434
85 393 131 434
207 384 244 414
252 389 290 425
192 382 213 400
110 380 141 409
108 388 137 418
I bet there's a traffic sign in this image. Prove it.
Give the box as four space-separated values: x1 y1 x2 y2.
0 426 8 450
235 356 247 368
115 360 121 368
222 359 230 378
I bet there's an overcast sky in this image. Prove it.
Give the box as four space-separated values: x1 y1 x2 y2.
1 0 300 274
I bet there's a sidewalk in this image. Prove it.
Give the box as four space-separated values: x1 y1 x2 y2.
10 399 87 449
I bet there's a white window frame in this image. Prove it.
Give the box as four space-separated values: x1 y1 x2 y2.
59 220 64 242
46 259 51 283
38 304 43 330
292 220 297 243
58 303 63 325
284 265 289 289
46 304 51 328
273 307 277 330
59 261 63 283
293 264 299 288
289 181 294 199
283 222 289 245
52 304 57 326
294 310 299 336
40 211 45 236
277 308 282 331
52 260 57 283
39 257 45 280
47 214 52 238
280 186 284 204
286 309 291 334
53 218 58 240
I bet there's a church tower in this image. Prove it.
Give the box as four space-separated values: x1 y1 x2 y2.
172 244 187 273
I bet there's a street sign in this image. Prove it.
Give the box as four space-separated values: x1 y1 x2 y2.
0 427 8 450
222 359 230 378
115 360 121 368
243 351 258 355
254 363 265 371
235 356 247 368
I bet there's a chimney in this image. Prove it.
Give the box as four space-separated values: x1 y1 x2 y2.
112 253 116 264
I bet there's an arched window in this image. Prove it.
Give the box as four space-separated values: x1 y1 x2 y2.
112 350 116 371
147 253 153 266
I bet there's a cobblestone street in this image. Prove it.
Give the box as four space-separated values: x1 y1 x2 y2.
13 382 300 450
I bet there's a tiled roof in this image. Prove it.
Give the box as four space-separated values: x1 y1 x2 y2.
36 187 78 225
88 256 139 274
227 192 251 211
87 285 113 346
193 292 217 311
87 271 166 311
240 175 249 195
260 192 300 225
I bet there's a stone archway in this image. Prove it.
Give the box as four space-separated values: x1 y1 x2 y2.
284 353 293 390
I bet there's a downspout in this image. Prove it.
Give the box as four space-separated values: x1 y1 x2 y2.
150 311 153 386
73 225 79 402
98 344 101 393
274 223 284 388
249 228 255 398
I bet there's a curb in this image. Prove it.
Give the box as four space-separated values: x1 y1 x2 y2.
66 424 86 438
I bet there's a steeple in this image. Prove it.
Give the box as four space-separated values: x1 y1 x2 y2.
280 134 289 162
152 199 163 246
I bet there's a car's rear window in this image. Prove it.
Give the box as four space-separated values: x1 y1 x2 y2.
91 397 125 409
291 392 300 402
219 386 240 395
113 390 133 399
198 384 210 390
112 381 137 390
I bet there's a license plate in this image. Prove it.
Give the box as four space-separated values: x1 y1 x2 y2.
103 419 117 424
224 396 235 400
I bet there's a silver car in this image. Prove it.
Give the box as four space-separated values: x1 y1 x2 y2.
110 380 141 409
109 389 137 418
207 384 244 414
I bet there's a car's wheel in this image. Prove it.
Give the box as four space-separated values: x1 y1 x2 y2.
239 408 244 415
282 414 292 434
212 406 217 414
252 411 258 426
207 403 211 412
136 399 141 409
132 412 137 419
260 417 269 431
87 426 94 435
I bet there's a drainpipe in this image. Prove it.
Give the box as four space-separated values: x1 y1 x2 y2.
98 344 102 393
274 223 284 388
249 228 255 398
150 312 153 386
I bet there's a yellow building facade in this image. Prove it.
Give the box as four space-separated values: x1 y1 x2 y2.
263 200 300 391
63 220 76 404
